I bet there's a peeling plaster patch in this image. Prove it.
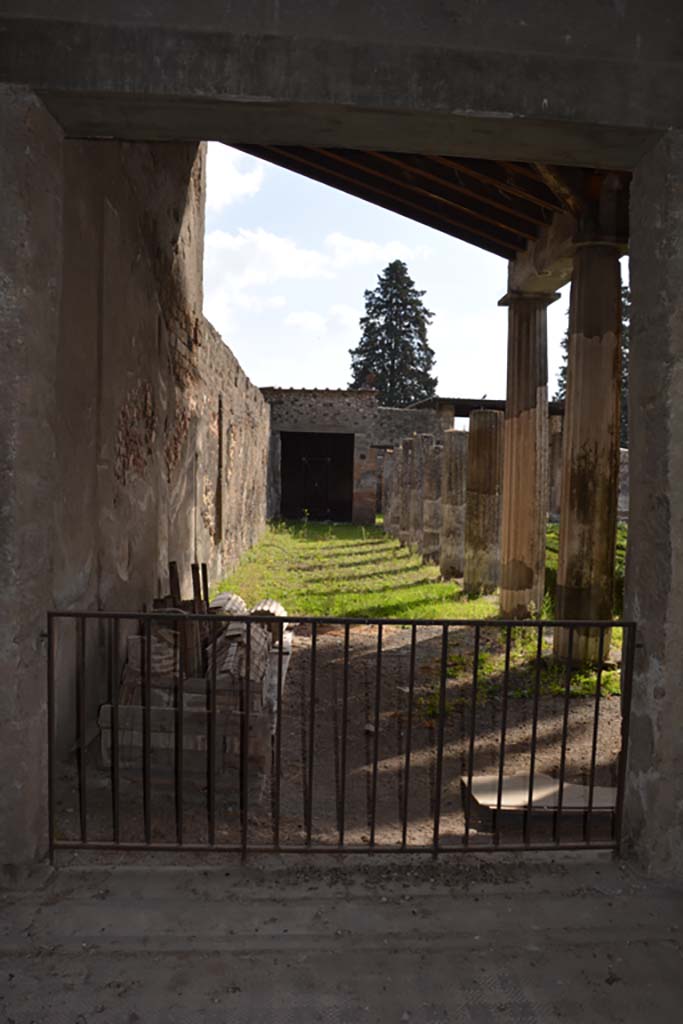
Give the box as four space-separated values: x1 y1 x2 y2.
114 380 156 485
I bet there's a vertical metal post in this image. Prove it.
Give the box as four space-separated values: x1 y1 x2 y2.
369 624 383 848
401 624 417 849
208 619 217 846
463 624 480 847
523 625 544 846
174 621 185 846
76 616 88 845
305 621 317 847
338 622 350 848
110 618 120 845
494 626 512 845
614 624 636 851
47 614 56 864
241 621 252 861
554 626 575 845
585 626 605 844
432 624 449 856
143 617 152 845
273 619 285 849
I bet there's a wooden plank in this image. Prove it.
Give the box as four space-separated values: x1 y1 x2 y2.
201 563 210 607
191 563 203 612
168 561 182 606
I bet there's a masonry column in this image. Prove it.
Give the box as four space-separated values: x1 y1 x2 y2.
381 449 396 536
548 414 563 519
554 243 621 660
440 430 468 578
464 411 504 596
624 131 683 880
422 443 442 563
410 434 433 551
398 438 413 546
499 292 556 617
0 88 63 866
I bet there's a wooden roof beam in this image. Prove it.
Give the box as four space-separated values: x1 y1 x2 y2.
237 144 518 259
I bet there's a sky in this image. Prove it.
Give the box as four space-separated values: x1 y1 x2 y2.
203 142 574 400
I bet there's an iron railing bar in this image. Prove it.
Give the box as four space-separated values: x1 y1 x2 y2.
614 624 636 850
585 626 606 845
143 618 152 845
52 839 617 854
76 616 88 845
274 620 284 849
47 614 56 864
432 624 449 857
241 621 252 861
110 618 120 845
208 620 217 846
306 622 318 847
369 624 383 848
401 624 417 850
524 625 544 847
463 624 480 847
48 610 637 629
554 626 574 846
175 626 185 847
338 623 350 848
494 626 512 846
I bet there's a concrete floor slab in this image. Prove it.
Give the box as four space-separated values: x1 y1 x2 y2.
1 855 681 1022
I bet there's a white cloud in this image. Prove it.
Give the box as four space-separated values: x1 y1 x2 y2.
205 144 265 213
325 232 430 269
284 311 327 332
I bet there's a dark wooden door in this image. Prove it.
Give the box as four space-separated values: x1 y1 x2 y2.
280 432 354 521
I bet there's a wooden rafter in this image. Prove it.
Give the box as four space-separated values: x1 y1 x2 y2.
239 145 521 258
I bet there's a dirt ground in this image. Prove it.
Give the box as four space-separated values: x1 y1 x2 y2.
54 623 621 852
2 857 682 1023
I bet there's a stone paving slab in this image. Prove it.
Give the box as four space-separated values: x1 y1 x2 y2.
1 855 681 1022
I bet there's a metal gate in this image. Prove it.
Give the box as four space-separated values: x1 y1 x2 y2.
47 611 635 858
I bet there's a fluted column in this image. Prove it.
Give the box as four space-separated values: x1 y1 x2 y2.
555 243 621 660
499 291 557 617
422 442 442 563
381 449 396 536
410 434 433 550
398 437 413 546
464 411 504 596
440 430 468 578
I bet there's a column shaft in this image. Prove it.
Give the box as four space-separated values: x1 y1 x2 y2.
410 434 433 551
398 438 413 546
500 293 552 617
464 411 504 596
381 449 396 536
422 443 442 563
555 244 621 660
440 430 468 578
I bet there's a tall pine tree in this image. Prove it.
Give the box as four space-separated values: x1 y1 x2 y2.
553 284 630 447
349 260 437 406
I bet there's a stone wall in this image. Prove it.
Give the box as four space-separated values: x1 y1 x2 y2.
262 387 445 523
52 138 268 749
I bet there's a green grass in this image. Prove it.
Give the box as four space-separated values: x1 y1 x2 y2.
218 519 628 623
214 520 497 620
416 624 623 718
217 519 627 712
